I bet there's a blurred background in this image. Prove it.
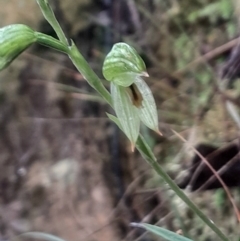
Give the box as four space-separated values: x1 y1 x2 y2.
0 0 240 240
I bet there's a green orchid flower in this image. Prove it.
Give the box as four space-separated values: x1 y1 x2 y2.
0 24 68 71
103 43 161 150
0 24 37 70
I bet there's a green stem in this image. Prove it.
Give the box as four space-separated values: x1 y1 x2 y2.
36 0 68 45
36 0 111 105
35 32 69 54
136 135 229 241
67 41 112 105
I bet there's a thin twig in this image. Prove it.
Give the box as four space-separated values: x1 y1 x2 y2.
172 129 240 222
175 37 240 76
196 152 240 191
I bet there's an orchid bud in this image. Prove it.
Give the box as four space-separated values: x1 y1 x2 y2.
0 24 37 70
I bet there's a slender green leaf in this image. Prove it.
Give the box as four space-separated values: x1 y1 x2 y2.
36 0 68 45
131 223 193 241
19 232 67 241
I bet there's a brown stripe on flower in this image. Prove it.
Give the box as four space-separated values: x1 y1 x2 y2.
126 83 143 108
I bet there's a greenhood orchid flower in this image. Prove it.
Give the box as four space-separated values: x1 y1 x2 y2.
0 24 37 70
103 43 161 150
0 24 68 71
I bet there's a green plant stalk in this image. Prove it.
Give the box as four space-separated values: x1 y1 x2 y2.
136 135 229 241
36 0 68 46
35 1 229 240
35 32 69 54
68 41 112 105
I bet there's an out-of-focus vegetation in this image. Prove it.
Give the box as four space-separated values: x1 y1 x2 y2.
0 0 240 241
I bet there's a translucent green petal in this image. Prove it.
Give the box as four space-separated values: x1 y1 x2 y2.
134 77 159 133
112 73 136 87
111 82 140 148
